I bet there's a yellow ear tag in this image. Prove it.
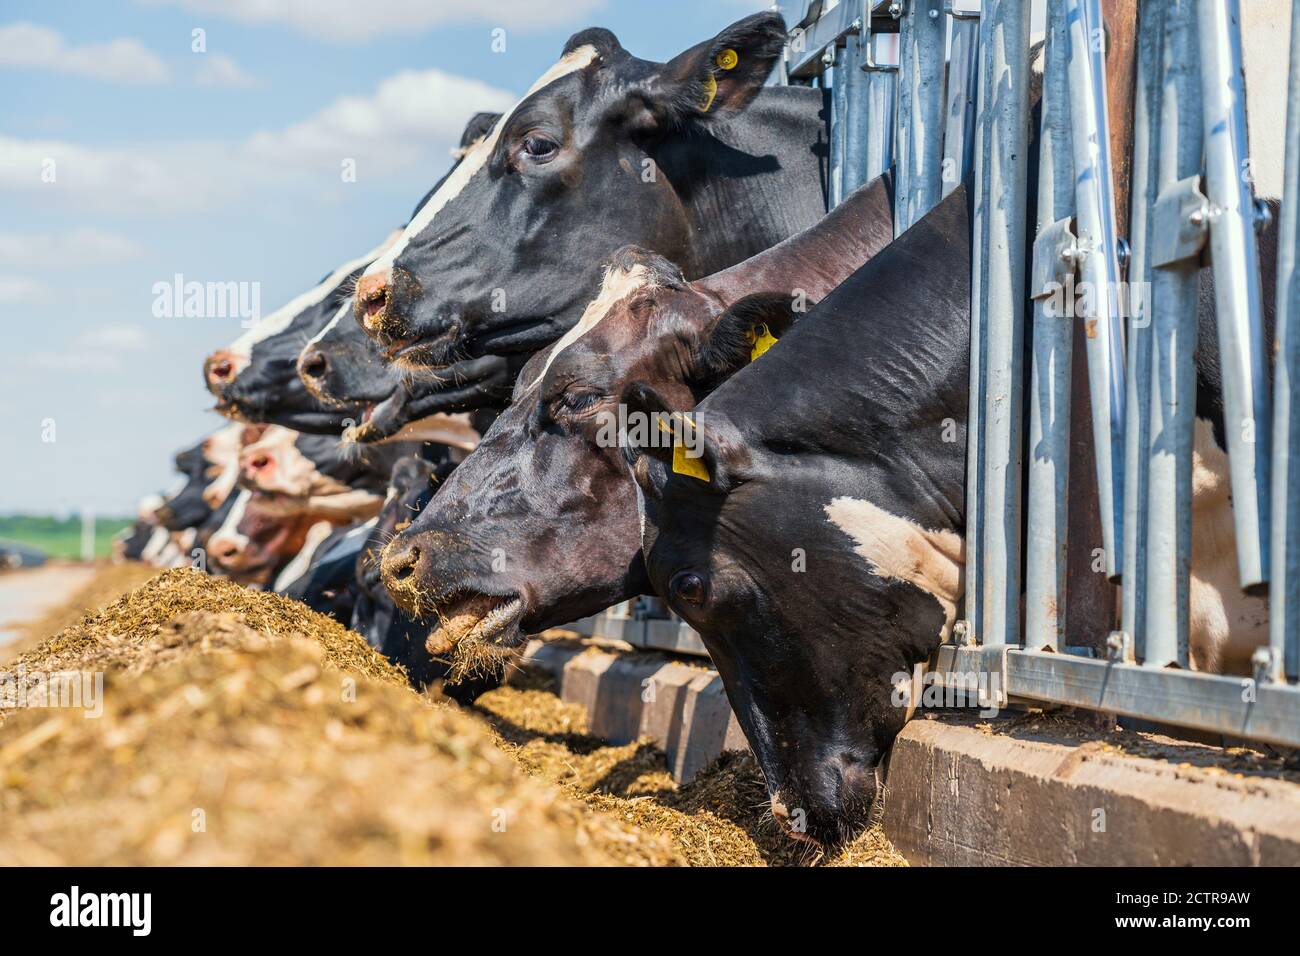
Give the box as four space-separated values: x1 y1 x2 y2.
700 73 718 113
657 412 711 481
673 443 711 482
749 323 779 361
716 48 739 70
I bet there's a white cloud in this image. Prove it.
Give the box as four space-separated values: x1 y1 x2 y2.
76 323 152 351
195 53 257 88
141 0 605 42
0 276 51 305
245 68 515 173
0 228 144 268
0 22 169 84
0 67 515 215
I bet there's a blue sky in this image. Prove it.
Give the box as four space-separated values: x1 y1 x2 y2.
0 0 770 516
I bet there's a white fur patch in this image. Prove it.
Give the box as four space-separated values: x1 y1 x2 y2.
364 45 599 277
223 230 400 373
824 496 965 638
273 520 336 593
527 262 654 391
211 489 252 554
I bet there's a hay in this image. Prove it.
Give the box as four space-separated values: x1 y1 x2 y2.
9 568 404 690
0 637 674 865
475 677 908 867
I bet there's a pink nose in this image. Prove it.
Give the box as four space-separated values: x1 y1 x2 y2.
355 271 390 332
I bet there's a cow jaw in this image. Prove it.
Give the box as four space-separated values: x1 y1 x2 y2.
426 592 526 664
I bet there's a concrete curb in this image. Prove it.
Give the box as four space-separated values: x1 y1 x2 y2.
882 716 1300 865
521 639 1300 863
522 639 746 781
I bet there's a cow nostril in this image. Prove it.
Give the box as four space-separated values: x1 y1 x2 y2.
391 545 419 580
301 351 328 379
250 455 269 470
211 359 233 381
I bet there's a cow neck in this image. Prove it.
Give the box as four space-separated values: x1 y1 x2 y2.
696 170 896 305
656 85 828 279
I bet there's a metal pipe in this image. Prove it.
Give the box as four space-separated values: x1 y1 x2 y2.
1270 0 1300 682
841 20 870 195
1024 0 1075 653
1197 0 1272 590
968 0 1032 647
896 0 948 232
1144 0 1203 670
862 33 899 181
943 9 981 196
1064 0 1126 582
1120 0 1165 658
828 48 848 206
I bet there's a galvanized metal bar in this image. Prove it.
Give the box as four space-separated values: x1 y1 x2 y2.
1119 0 1164 657
895 0 948 232
840 19 870 195
828 47 847 206
968 0 1032 647
861 32 900 180
942 8 981 196
1270 0 1300 682
1024 0 1076 652
1197 0 1272 590
931 643 1300 748
1065 0 1127 582
1144 0 1204 670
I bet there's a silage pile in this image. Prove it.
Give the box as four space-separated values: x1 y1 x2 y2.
476 677 907 867
0 569 675 865
0 567 906 866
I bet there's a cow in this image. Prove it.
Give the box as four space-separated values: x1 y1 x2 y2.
202 112 503 433
207 489 330 587
618 186 1279 845
296 304 517 443
351 12 829 368
377 173 897 651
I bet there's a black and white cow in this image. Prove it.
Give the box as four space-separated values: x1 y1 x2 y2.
378 174 897 648
621 187 1279 845
203 112 505 433
352 12 829 367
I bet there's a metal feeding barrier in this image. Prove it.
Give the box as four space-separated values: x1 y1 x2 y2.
575 0 1300 751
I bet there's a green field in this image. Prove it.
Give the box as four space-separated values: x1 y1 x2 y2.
0 515 136 561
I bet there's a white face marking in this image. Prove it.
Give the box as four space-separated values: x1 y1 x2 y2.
272 520 336 592
222 230 400 374
306 300 352 349
211 489 252 553
202 422 247 506
364 45 599 277
137 493 164 521
824 496 965 639
527 262 654 392
141 525 171 562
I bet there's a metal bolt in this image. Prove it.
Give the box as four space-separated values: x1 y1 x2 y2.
1253 197 1273 233
1189 207 1206 226
821 48 835 67
1252 647 1278 684
1106 630 1132 663
889 1 903 18
929 8 940 17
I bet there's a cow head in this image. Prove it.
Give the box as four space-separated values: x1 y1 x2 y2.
622 190 971 847
378 175 896 657
296 304 515 444
353 12 797 366
202 237 394 431
207 490 323 587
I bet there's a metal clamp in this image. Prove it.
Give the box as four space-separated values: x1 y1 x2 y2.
1151 175 1211 269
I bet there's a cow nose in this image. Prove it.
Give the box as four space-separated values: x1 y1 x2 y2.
206 351 236 388
298 347 329 382
354 271 391 334
212 537 242 563
243 454 273 482
380 536 434 614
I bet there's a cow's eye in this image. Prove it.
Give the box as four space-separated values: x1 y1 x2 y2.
669 570 708 608
555 389 600 415
521 134 560 161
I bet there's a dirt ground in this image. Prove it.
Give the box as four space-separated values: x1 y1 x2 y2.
0 565 905 866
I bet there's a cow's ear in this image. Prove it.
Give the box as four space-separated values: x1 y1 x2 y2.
619 382 749 493
650 12 787 125
694 292 800 385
